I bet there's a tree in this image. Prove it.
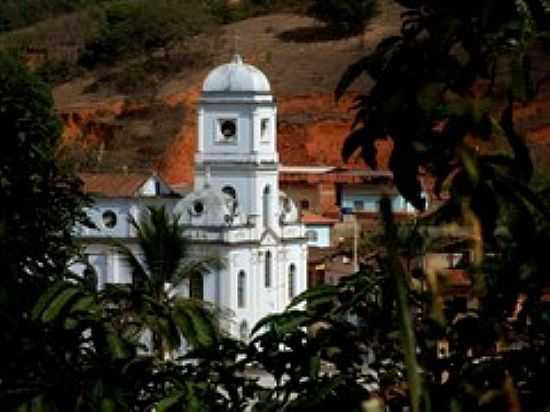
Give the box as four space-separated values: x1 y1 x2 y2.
0 51 88 280
308 0 378 36
168 1 550 411
0 51 91 405
111 206 222 359
332 0 550 410
0 52 145 410
78 0 214 68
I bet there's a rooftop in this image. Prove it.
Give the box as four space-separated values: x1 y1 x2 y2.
301 211 338 225
202 54 271 94
79 172 174 198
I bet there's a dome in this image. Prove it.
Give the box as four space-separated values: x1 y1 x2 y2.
174 185 243 227
202 54 271 94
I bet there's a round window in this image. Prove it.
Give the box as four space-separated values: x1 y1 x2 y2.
102 210 117 228
220 120 236 139
193 200 204 215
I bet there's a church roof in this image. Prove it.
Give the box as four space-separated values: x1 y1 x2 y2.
202 54 271 94
301 211 338 225
79 172 174 198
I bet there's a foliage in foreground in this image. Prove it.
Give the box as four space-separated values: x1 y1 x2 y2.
3 0 550 410
111 206 222 359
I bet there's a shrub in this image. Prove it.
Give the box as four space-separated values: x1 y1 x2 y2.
79 0 214 68
34 58 80 84
308 0 378 36
0 0 110 31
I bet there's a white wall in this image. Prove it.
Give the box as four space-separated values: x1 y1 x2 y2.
305 225 332 248
341 186 419 213
198 103 277 164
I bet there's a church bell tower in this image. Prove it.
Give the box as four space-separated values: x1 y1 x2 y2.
195 54 280 231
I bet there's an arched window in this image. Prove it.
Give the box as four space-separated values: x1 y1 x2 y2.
222 185 237 199
222 185 238 214
239 320 249 341
263 185 271 227
102 210 117 229
189 273 204 300
265 251 272 288
288 263 296 299
237 270 246 308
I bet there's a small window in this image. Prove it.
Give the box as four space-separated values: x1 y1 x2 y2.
102 210 117 229
263 185 271 227
222 186 238 214
364 196 379 212
189 273 204 300
239 320 249 341
306 230 318 242
222 186 237 200
237 270 246 308
353 200 364 211
288 264 296 299
265 251 272 288
193 200 204 215
300 199 310 210
260 118 270 140
217 119 237 142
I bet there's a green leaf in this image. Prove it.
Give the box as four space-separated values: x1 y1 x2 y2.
106 331 130 360
69 295 96 314
288 284 337 308
417 83 446 113
156 393 184 412
100 398 116 412
31 280 67 320
335 55 372 101
309 353 321 378
41 287 81 323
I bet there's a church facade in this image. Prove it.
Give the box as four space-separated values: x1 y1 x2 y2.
174 54 307 338
75 55 308 339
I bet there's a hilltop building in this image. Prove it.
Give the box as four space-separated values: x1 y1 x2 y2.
74 55 308 339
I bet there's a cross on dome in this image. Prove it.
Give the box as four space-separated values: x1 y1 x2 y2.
202 53 271 93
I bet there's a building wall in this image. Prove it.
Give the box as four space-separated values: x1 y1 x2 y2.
305 225 332 248
76 197 178 239
195 167 280 233
177 242 307 340
280 182 338 216
341 185 417 213
71 243 140 286
198 102 277 164
280 182 320 212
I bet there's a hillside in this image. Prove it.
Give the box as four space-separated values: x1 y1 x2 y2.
48 4 402 185
5 1 550 185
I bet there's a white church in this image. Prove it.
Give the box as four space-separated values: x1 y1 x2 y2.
74 55 308 338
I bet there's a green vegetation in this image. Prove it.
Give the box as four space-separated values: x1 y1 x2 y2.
0 0 110 32
2 0 550 410
0 0 308 88
112 206 221 359
308 0 378 36
335 0 550 409
78 0 215 68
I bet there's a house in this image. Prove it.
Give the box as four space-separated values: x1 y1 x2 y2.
301 211 338 248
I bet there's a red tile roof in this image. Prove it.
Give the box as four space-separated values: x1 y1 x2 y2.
80 172 151 197
301 211 338 225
